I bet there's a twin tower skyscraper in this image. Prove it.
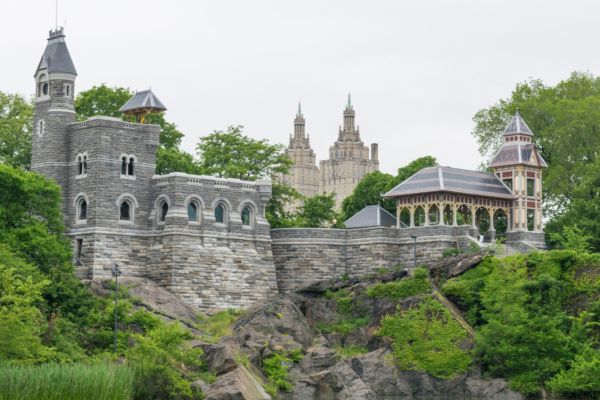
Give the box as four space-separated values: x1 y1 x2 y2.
280 95 379 208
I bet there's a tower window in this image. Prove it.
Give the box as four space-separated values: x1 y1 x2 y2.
42 83 49 96
503 178 512 190
120 155 135 176
188 202 199 222
75 239 83 266
241 206 252 226
527 178 535 197
79 200 87 220
77 156 83 175
37 120 45 137
83 155 88 174
121 157 127 175
527 209 535 231
128 157 135 176
215 204 225 224
159 202 169 222
120 201 131 221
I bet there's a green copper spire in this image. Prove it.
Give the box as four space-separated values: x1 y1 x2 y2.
297 102 302 116
347 93 352 107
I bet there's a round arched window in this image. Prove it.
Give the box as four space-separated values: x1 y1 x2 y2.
42 83 49 96
215 204 225 223
79 200 87 220
120 201 131 221
241 206 252 226
188 202 198 221
160 202 169 222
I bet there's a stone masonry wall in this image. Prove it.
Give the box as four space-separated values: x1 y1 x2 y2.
271 226 472 293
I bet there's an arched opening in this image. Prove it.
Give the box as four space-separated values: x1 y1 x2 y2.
428 204 439 225
527 209 535 231
120 201 131 221
414 206 425 227
456 204 471 226
241 206 252 226
42 82 49 96
128 157 135 176
399 207 410 228
475 207 490 235
494 209 508 238
79 200 87 220
77 156 83 175
215 204 225 224
188 202 199 222
38 120 45 136
159 202 169 222
82 155 88 174
443 204 453 225
121 157 127 175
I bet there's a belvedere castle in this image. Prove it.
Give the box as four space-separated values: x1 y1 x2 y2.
31 29 545 312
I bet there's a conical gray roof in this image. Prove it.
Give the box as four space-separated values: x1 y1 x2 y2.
504 111 533 136
35 28 77 77
119 90 167 113
344 205 398 228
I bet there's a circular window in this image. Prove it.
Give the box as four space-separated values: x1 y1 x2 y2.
42 83 49 96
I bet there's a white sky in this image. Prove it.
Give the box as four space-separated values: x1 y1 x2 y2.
2 0 599 174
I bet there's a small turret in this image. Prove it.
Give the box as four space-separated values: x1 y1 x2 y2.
120 89 167 123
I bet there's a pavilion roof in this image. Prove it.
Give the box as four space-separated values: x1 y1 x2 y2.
383 166 514 200
489 143 548 168
344 205 399 228
120 90 166 113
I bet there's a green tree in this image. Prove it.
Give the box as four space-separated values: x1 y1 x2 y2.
75 84 197 175
196 125 291 180
0 92 33 170
471 72 600 249
341 156 437 221
266 183 301 228
549 224 592 253
296 193 342 228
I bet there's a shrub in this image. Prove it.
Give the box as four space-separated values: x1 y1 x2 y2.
442 248 460 258
262 350 303 396
377 297 472 379
197 308 245 343
367 267 431 300
335 345 368 359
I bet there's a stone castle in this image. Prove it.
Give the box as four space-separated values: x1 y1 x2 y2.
31 28 546 312
280 97 379 209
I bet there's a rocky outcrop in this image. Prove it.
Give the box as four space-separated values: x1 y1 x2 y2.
201 366 271 400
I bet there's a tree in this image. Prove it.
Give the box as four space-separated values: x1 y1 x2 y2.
341 156 437 221
266 183 301 228
296 194 342 228
196 126 291 180
0 92 33 170
471 72 600 249
75 84 196 175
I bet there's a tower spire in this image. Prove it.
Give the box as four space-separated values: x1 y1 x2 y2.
347 93 351 108
297 102 302 117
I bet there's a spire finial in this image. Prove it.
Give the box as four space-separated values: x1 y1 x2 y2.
347 93 352 107
297 102 302 116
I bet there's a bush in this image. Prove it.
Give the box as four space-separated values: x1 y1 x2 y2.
197 309 245 344
442 248 460 258
367 267 431 300
0 362 134 400
377 297 472 379
262 349 303 396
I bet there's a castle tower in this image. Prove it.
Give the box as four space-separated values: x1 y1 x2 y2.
279 103 319 200
319 94 379 208
31 27 77 210
490 111 547 236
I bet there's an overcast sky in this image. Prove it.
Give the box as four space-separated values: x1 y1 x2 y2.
2 0 599 174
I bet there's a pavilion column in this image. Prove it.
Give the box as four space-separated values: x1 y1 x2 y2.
424 205 430 227
396 204 401 229
488 208 495 231
438 203 444 226
452 204 458 226
409 207 415 228
470 206 477 229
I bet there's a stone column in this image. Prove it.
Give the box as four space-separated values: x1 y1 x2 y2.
488 208 495 231
396 204 401 229
409 207 415 228
439 203 444 226
470 206 477 229
424 205 430 227
452 204 458 226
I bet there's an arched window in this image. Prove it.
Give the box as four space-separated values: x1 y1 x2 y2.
215 204 225 223
77 156 83 175
37 120 45 137
42 82 49 96
120 201 131 221
82 155 88 174
79 200 87 220
128 157 135 176
159 202 169 222
188 202 198 222
241 206 252 226
121 157 127 175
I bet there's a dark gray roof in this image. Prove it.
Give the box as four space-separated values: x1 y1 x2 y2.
344 205 398 229
489 143 548 168
383 166 514 200
119 90 167 113
504 111 533 136
35 28 77 76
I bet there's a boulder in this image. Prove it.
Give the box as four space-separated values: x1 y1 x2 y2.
199 341 239 376
202 366 271 400
466 377 525 400
300 346 339 372
350 348 412 398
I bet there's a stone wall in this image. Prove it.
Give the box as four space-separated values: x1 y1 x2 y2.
271 226 471 293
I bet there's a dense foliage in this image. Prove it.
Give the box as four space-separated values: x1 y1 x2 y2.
442 251 600 396
0 92 32 170
472 72 600 251
0 165 206 399
341 156 437 221
367 267 431 300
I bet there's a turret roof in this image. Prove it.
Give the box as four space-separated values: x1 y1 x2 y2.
120 90 167 113
504 110 533 136
35 28 77 76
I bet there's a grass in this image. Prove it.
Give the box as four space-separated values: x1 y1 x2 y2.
316 316 370 335
367 267 431 300
335 345 369 359
262 349 303 397
0 362 134 400
197 308 245 343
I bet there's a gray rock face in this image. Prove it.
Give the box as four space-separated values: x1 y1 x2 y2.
199 341 239 376
202 366 271 400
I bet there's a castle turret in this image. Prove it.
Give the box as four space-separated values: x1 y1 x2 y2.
490 111 547 233
31 27 77 210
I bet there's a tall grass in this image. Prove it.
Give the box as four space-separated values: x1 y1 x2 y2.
0 362 134 400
